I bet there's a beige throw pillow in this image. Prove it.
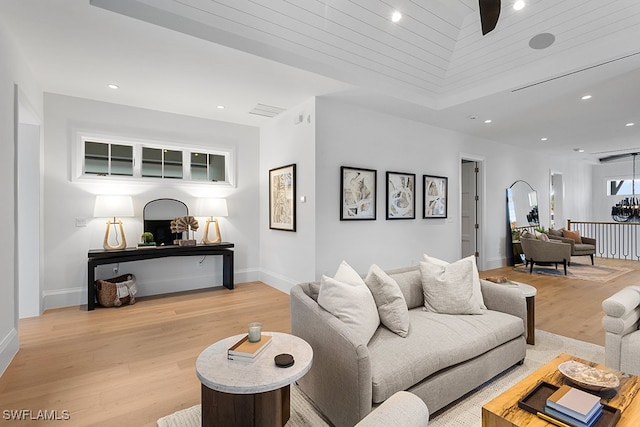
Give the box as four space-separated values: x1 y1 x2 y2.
364 264 410 337
423 254 486 309
420 257 483 315
318 261 380 344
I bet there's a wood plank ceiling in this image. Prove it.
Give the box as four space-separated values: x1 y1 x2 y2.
93 0 640 109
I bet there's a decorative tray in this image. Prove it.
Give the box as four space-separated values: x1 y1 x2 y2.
558 360 620 391
518 381 621 427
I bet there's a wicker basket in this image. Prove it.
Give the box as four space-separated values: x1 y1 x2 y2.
95 274 136 307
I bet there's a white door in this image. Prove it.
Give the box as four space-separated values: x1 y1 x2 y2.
461 159 484 269
17 95 42 318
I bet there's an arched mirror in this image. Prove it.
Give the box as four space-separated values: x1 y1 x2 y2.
143 198 189 246
507 180 539 228
507 180 539 265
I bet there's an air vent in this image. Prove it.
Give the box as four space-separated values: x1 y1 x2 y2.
248 103 286 118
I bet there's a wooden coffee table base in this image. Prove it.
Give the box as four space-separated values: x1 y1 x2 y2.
202 384 290 427
482 353 640 426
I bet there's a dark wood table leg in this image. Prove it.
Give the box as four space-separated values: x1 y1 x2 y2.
526 295 535 345
88 261 96 310
201 384 288 427
223 250 234 290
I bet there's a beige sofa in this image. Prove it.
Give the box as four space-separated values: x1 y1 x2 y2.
355 391 429 427
602 286 640 375
290 264 527 427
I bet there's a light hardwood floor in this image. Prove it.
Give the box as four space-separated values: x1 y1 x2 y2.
481 257 640 346
0 258 638 426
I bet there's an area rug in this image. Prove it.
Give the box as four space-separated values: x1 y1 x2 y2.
514 260 631 282
157 330 604 427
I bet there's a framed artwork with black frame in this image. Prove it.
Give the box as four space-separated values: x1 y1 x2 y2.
423 175 448 219
386 171 415 220
269 163 296 231
340 166 376 220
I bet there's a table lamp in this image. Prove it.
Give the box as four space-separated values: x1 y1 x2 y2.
94 195 134 250
197 198 228 244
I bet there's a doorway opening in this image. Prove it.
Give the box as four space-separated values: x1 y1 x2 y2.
16 86 42 318
461 157 484 270
550 171 564 229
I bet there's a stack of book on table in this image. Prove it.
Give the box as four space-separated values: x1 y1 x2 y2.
227 334 272 361
544 384 603 427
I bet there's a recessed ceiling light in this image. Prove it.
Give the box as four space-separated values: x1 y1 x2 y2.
513 1 525 11
217 105 225 109
626 122 635 127
541 137 548 141
391 11 402 23
484 119 492 124
108 84 119 90
581 95 592 100
573 148 585 153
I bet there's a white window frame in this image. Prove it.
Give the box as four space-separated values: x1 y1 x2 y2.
72 130 236 187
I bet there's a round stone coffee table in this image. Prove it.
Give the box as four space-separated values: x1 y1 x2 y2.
196 332 313 427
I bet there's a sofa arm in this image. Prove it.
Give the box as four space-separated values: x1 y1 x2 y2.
355 391 429 427
582 236 596 246
602 286 640 370
480 280 527 337
291 284 373 427
602 286 640 336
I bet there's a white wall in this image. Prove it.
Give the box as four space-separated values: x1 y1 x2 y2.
42 94 260 309
0 22 43 376
259 98 317 292
313 98 594 275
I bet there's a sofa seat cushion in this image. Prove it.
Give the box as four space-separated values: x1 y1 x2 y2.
574 243 596 254
367 309 525 403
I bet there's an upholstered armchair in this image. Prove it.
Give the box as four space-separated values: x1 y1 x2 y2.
602 286 640 375
519 236 572 275
547 229 596 265
354 391 429 427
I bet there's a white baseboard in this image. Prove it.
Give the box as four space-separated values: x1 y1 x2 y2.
0 328 19 378
259 269 299 294
43 269 261 310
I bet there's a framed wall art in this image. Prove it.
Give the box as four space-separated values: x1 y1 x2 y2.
341 166 376 220
386 171 415 220
269 163 296 231
423 175 448 219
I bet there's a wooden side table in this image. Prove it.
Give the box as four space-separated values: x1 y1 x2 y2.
196 332 313 427
511 281 537 345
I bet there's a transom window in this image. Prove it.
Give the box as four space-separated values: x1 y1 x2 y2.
76 134 234 186
608 179 640 196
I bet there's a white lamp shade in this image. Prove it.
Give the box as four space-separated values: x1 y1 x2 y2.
94 195 134 218
197 198 228 217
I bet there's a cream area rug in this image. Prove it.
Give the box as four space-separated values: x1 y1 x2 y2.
157 330 604 427
514 260 631 282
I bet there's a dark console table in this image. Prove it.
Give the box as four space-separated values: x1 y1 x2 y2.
87 243 234 310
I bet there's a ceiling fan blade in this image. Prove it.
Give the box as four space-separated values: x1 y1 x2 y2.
479 0 501 35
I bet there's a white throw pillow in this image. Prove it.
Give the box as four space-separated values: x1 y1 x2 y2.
420 257 483 315
318 261 380 344
423 254 486 309
365 264 410 337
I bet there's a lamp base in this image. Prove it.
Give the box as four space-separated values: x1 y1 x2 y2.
202 218 222 245
103 219 127 251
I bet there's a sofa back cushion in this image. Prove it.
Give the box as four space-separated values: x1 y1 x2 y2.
365 264 410 337
386 265 424 310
